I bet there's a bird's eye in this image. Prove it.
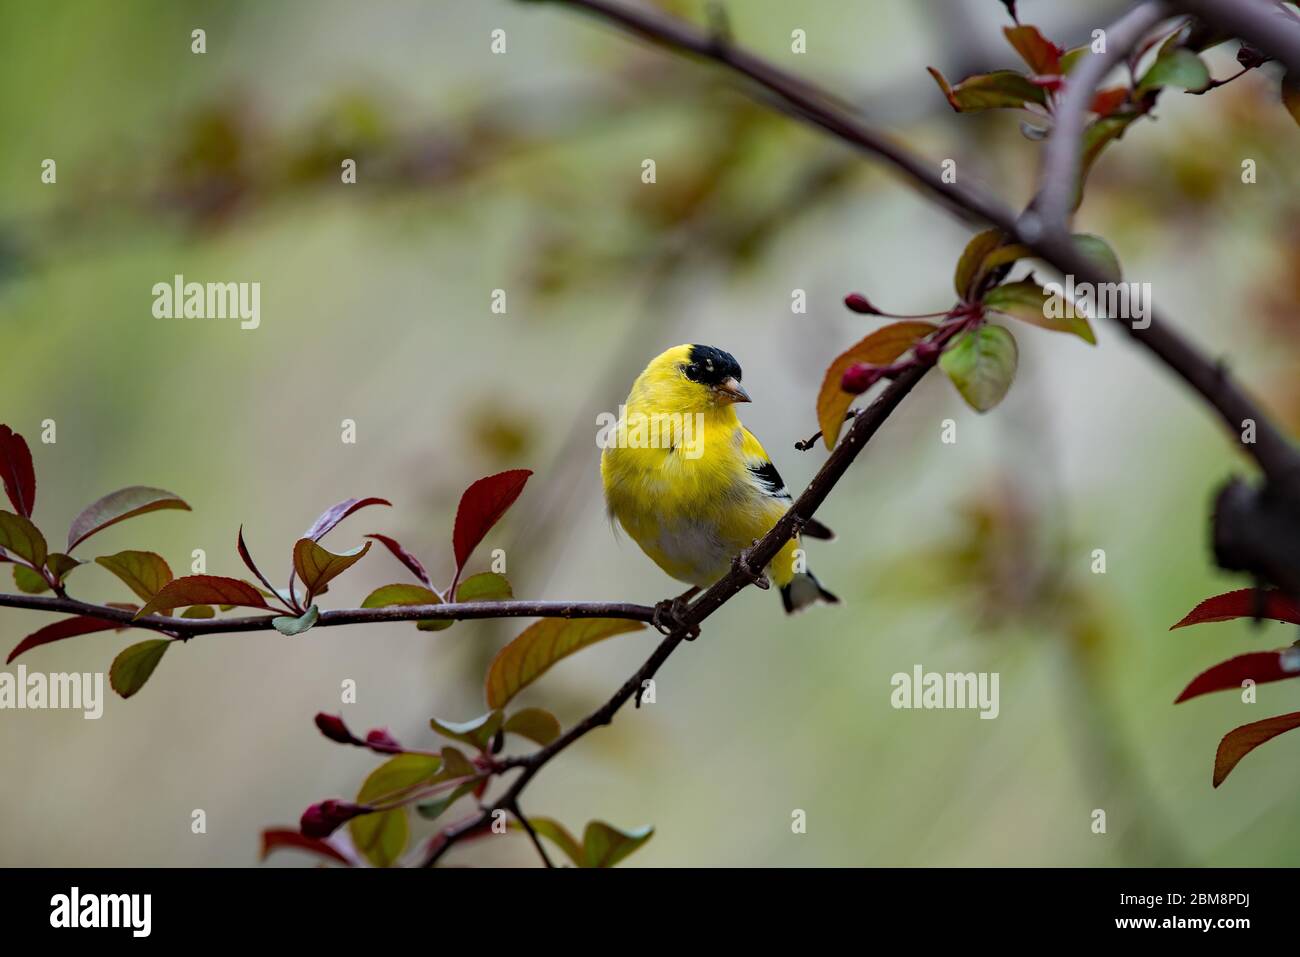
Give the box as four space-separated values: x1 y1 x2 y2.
682 363 697 379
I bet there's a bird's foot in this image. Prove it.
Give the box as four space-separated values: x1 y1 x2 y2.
732 543 770 590
652 593 700 640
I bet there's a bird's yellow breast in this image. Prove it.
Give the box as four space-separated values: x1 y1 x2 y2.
601 406 790 587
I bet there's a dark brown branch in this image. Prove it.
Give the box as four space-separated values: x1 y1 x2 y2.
0 593 656 637
508 801 556 868
423 361 935 865
522 0 1300 488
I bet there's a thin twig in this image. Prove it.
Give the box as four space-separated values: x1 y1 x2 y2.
0 593 657 640
1031 1 1171 232
509 801 556 868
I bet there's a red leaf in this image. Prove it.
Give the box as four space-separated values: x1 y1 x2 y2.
1090 86 1129 117
67 487 190 552
259 828 354 866
302 497 391 542
136 575 273 618
7 615 124 665
1214 711 1300 787
0 425 35 518
1170 589 1300 629
452 470 532 573
237 525 281 600
365 533 433 589
1004 24 1063 75
1175 650 1300 703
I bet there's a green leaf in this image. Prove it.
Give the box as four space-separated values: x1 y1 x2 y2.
361 582 450 631
13 564 49 594
416 780 479 822
438 746 477 779
66 486 190 552
1072 233 1122 282
46 553 81 584
350 753 442 868
513 817 585 867
1060 45 1090 74
292 538 370 602
95 550 174 602
982 281 1096 344
485 618 646 710
429 711 503 751
455 572 513 602
583 821 655 868
273 604 319 636
1075 114 1139 208
503 707 562 746
1138 48 1210 93
927 67 1047 112
180 604 215 619
109 638 171 698
939 325 1020 412
0 510 47 568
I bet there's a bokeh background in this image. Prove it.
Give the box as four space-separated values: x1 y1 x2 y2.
3 0 1299 867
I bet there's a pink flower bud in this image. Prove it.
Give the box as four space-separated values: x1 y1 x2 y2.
300 799 369 839
840 363 884 394
913 339 940 362
843 293 880 315
365 728 403 753
314 713 360 746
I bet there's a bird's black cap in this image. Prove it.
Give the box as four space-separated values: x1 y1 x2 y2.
682 345 742 386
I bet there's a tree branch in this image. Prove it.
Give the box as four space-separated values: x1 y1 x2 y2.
0 593 656 639
1031 1 1171 231
1172 0 1300 75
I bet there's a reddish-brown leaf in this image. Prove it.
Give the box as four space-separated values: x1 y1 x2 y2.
237 525 282 601
1004 25 1063 75
7 615 125 664
0 425 36 518
1175 650 1300 703
366 533 433 588
1090 86 1129 117
817 322 937 450
67 487 190 552
1214 711 1300 787
452 470 532 573
485 617 644 709
293 538 371 601
136 575 273 618
302 497 391 542
1170 589 1300 629
259 828 354 866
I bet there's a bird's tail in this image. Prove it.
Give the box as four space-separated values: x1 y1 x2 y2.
779 570 840 614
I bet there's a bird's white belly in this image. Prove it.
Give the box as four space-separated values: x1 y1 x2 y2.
650 518 734 586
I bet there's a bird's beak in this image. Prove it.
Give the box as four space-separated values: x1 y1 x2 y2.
715 377 751 403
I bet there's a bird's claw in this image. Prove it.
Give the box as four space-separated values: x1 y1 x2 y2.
732 546 770 590
652 596 699 640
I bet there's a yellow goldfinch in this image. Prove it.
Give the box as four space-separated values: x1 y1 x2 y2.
601 344 838 628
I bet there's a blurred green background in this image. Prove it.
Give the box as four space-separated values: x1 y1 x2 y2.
3 0 1300 867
